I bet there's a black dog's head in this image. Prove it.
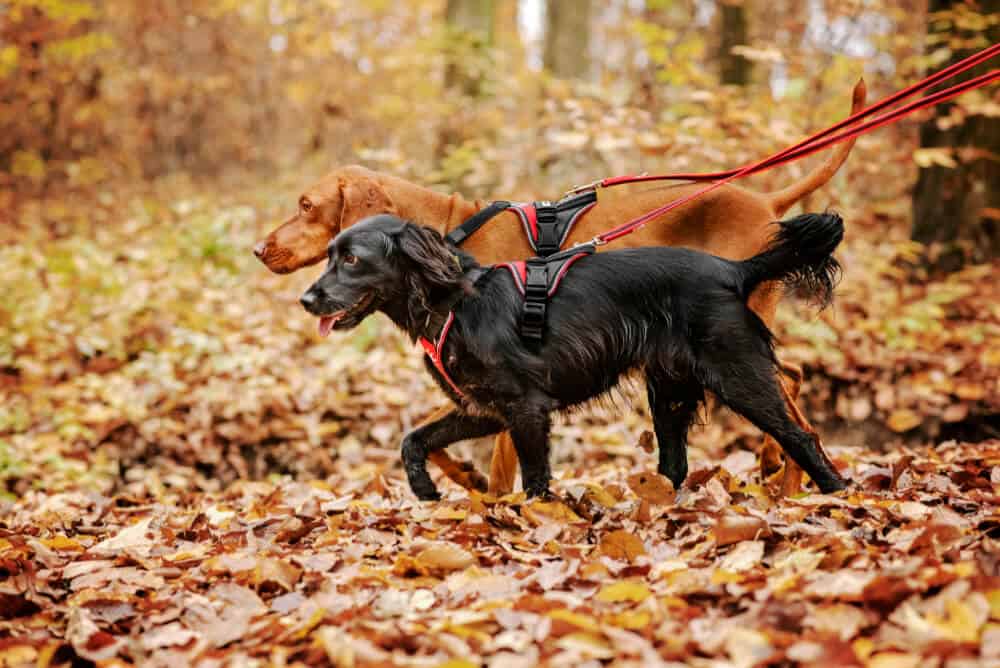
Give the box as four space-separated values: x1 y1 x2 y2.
300 214 472 337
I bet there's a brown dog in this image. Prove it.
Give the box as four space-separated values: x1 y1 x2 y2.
257 80 865 496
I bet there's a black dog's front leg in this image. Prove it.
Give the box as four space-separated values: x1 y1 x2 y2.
504 397 554 498
400 409 504 500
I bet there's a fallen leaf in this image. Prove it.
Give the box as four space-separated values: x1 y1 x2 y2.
90 517 154 556
599 529 646 562
416 543 477 573
713 513 770 546
626 472 676 505
595 580 651 603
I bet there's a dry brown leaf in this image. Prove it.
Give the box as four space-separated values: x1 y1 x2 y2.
415 543 477 573
713 513 770 546
599 529 646 562
626 472 676 505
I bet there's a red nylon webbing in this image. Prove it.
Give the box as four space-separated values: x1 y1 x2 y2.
593 64 999 245
580 42 1000 192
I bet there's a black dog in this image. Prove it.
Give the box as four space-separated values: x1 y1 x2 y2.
300 213 848 499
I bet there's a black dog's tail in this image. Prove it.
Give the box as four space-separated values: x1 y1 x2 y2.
738 212 844 307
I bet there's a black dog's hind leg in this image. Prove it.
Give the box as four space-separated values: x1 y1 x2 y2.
401 410 504 500
700 348 847 494
502 394 555 498
645 371 702 489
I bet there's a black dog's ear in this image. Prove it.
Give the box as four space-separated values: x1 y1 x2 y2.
396 224 463 288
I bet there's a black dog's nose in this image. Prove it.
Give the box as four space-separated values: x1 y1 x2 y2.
253 241 268 259
300 291 318 311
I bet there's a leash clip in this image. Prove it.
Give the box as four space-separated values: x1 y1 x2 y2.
577 236 607 248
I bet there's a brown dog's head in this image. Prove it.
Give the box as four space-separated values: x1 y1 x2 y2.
253 165 397 274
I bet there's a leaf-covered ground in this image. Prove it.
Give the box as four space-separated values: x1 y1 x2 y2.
2 180 998 666
5 441 1000 666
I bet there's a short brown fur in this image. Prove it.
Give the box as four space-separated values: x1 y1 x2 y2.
256 80 865 495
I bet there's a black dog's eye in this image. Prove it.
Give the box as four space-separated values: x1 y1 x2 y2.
342 254 358 266
300 199 313 213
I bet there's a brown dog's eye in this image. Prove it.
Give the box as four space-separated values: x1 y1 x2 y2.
300 199 313 213
342 254 358 266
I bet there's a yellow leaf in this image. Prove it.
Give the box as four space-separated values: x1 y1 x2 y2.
435 661 477 668
599 529 646 562
606 610 651 630
853 638 874 661
928 599 982 643
547 609 601 633
432 507 468 521
887 409 922 433
986 590 1000 620
711 569 744 584
522 499 583 525
42 535 84 552
291 609 326 640
865 652 922 668
581 482 619 508
595 580 651 603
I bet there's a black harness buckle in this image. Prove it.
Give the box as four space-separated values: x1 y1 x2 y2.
521 259 549 345
534 202 561 257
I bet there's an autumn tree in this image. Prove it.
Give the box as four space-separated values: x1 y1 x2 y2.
544 0 593 79
911 0 1000 270
718 0 751 85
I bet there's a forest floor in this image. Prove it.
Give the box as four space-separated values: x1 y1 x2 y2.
1 176 998 666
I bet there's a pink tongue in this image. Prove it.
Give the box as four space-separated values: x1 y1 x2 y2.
318 313 342 337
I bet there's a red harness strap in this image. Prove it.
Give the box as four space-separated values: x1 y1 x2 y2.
419 312 465 400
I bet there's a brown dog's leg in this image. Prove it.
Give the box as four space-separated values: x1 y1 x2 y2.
774 361 806 495
487 431 519 495
776 360 841 495
419 405 489 492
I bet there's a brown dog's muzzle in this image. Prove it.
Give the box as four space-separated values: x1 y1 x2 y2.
253 237 298 274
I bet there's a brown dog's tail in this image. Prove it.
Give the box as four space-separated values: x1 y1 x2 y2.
767 78 867 217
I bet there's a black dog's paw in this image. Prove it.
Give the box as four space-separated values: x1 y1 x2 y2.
816 475 850 495
411 484 442 502
524 484 553 500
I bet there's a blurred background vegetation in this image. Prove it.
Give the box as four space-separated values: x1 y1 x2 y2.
0 0 997 497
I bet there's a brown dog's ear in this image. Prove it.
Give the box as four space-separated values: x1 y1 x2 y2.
396 224 463 288
338 176 397 231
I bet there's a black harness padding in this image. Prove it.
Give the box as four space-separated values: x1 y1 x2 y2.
445 201 511 247
495 244 597 348
445 190 598 257
530 190 597 257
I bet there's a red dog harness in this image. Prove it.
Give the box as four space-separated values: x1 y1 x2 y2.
419 312 466 399
418 247 596 399
445 190 597 258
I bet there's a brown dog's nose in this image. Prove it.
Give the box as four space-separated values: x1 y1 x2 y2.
253 241 268 259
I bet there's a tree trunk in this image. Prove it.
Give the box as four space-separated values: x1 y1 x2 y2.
718 0 751 85
911 0 1000 271
444 0 494 94
544 0 592 79
438 0 495 161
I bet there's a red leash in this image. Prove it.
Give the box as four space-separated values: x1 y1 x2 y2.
587 50 999 245
574 42 1000 193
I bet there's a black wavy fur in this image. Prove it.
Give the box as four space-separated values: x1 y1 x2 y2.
300 212 849 500
740 211 844 308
